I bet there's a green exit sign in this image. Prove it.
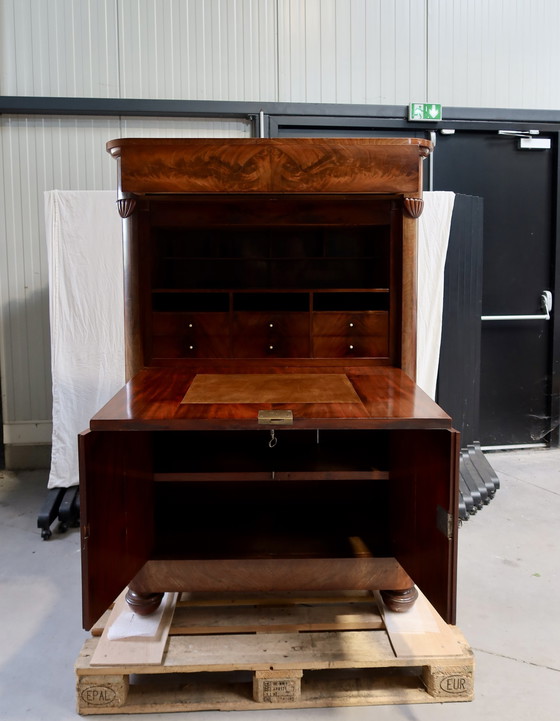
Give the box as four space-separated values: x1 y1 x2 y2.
409 103 443 121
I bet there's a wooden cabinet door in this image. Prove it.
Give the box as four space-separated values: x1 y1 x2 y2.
389 429 460 625
79 430 155 630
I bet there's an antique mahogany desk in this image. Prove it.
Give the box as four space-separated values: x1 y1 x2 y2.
79 138 459 631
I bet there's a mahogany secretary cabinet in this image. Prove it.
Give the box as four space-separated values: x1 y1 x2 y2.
79 138 460 631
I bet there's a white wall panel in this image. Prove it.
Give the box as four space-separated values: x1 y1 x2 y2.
427 0 560 109
0 117 121 432
277 0 427 104
118 117 252 138
117 0 278 101
0 0 120 97
0 116 251 442
4 1 560 108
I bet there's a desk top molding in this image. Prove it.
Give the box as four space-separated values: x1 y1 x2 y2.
107 137 432 196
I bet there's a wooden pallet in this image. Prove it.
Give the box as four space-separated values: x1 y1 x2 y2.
76 590 474 714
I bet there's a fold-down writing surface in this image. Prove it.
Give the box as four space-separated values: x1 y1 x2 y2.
182 374 361 405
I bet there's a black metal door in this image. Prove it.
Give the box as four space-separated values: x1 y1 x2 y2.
434 131 556 447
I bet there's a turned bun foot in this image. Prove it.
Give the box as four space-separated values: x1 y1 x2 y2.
380 586 418 613
125 588 164 616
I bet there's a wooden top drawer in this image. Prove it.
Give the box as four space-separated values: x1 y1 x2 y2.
152 312 229 336
233 312 309 337
151 334 230 358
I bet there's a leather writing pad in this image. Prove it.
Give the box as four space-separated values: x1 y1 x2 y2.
182 374 361 404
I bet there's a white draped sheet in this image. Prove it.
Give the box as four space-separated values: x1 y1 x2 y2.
416 191 456 397
45 190 454 489
45 191 125 489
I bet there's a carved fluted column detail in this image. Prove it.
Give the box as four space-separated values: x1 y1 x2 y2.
404 197 424 218
116 196 137 218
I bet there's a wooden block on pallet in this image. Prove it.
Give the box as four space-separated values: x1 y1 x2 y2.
422 661 474 701
253 669 304 703
76 674 129 712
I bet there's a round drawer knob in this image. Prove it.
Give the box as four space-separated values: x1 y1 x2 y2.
349 344 354 350
188 323 193 328
189 345 194 350
269 323 274 328
269 345 274 350
349 322 354 328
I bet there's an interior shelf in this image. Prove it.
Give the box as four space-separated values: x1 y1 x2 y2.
153 470 389 482
151 531 382 561
153 430 390 482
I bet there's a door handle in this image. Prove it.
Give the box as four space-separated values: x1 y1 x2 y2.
481 291 552 321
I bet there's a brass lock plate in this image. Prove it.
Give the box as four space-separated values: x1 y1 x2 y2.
257 410 294 425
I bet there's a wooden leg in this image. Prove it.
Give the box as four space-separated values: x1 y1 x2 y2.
125 588 164 616
380 586 418 612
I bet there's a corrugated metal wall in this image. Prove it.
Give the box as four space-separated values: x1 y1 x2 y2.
2 0 560 461
0 116 119 446
6 0 560 106
117 0 278 101
277 0 427 104
0 115 250 453
426 0 560 109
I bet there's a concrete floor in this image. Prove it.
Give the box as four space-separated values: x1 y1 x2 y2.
0 448 559 720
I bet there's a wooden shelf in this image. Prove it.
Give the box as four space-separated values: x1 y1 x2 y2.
154 470 389 482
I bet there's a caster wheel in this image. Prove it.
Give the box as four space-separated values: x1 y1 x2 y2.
58 523 68 534
41 528 52 540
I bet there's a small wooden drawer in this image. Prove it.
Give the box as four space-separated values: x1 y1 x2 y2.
233 312 309 337
313 336 389 358
232 312 310 358
151 334 230 358
313 312 388 337
152 312 229 336
151 312 230 358
313 335 389 358
233 336 310 358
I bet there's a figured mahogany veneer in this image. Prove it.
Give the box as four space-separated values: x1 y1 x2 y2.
107 137 431 195
79 137 460 631
90 366 451 430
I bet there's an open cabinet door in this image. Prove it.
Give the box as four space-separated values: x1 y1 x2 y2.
79 429 154 629
390 429 460 624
